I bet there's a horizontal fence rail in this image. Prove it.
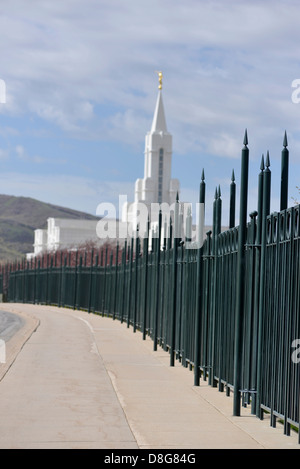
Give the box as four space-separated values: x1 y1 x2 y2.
2 131 300 443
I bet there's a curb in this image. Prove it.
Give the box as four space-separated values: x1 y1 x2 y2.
0 307 40 382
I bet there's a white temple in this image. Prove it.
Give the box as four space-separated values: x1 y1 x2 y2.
27 73 190 259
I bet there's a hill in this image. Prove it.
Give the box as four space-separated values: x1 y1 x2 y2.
0 195 99 261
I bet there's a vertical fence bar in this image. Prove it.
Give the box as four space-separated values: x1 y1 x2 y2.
153 210 162 350
251 155 265 415
88 249 94 313
194 171 205 386
170 194 179 366
127 238 134 327
208 188 218 386
73 250 78 310
256 151 271 418
233 130 249 416
113 243 119 320
283 207 294 436
120 240 127 323
209 186 222 387
92 251 98 314
60 254 67 308
142 218 149 340
76 255 82 310
133 231 139 332
216 186 223 392
107 249 113 316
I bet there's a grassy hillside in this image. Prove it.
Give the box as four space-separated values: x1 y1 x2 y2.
0 194 99 261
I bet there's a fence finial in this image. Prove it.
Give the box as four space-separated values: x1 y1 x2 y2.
280 131 289 212
266 151 270 169
201 168 205 181
243 129 248 146
260 154 265 171
283 130 288 148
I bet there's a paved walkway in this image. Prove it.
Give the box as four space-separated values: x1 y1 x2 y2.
0 303 299 449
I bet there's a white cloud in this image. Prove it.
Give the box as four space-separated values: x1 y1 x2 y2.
15 145 25 158
15 144 44 163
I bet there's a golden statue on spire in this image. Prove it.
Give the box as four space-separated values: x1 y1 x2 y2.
155 71 163 90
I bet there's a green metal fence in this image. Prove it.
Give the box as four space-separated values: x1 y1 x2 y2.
2 131 300 442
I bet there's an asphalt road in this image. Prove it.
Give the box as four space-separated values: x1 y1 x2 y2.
0 310 24 342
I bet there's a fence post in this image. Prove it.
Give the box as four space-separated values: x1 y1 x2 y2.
33 257 37 304
120 240 127 323
142 218 150 340
60 254 67 308
208 188 217 386
209 186 221 387
133 231 139 332
76 254 83 310
73 250 78 310
92 251 98 314
47 257 52 305
233 130 249 416
113 244 119 320
88 249 94 314
251 155 264 414
194 171 205 386
216 186 223 392
170 194 179 366
102 246 108 316
35 258 40 304
127 238 134 327
153 210 162 350
59 254 63 307
256 152 271 419
108 249 113 316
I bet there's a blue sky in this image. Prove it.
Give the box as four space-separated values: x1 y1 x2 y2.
1 0 300 227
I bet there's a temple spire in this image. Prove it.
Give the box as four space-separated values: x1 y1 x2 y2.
151 89 167 133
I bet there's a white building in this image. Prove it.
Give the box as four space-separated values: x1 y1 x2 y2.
27 218 102 259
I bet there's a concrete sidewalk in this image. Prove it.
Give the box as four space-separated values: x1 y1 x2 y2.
0 303 299 449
